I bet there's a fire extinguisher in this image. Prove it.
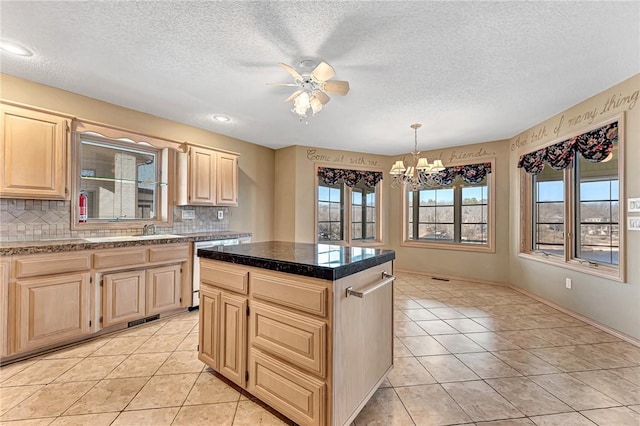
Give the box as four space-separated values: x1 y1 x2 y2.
79 192 88 223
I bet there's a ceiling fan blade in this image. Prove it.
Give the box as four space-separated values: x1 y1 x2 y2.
313 91 331 105
266 82 299 87
322 80 350 96
310 97 323 113
311 61 335 82
278 62 302 81
284 90 303 103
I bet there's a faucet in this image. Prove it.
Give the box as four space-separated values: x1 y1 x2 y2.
142 224 156 236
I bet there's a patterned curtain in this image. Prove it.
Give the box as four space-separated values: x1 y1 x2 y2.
317 167 383 188
517 121 618 175
421 162 492 185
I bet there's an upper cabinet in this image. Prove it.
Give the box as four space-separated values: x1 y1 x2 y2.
180 145 239 206
0 103 71 200
189 146 217 205
216 152 238 206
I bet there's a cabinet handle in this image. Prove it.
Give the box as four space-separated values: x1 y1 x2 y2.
345 272 395 298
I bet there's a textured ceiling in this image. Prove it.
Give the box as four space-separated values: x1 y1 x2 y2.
1 1 638 155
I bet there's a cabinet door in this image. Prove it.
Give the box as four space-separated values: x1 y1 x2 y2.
189 146 216 205
146 264 182 315
220 292 247 387
15 273 91 353
102 270 145 327
198 285 220 370
0 104 69 199
0 260 9 357
216 152 238 206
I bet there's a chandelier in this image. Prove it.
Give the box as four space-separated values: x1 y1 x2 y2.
389 123 445 191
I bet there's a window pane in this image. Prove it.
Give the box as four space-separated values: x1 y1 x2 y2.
318 181 343 242
366 206 375 222
534 167 564 256
318 186 330 201
318 202 330 221
366 224 375 239
462 224 487 243
436 189 454 205
462 205 486 223
575 146 619 266
420 190 436 205
435 224 454 240
435 206 454 223
418 224 435 239
352 191 362 205
352 223 362 240
462 187 483 204
318 223 330 241
537 202 564 224
330 223 342 241
329 203 342 221
352 205 362 222
419 206 435 222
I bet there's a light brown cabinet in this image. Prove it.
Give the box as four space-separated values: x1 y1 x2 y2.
0 103 70 200
182 145 239 206
188 146 216 205
198 259 394 426
216 152 238 206
146 264 182 315
102 269 146 327
0 260 10 357
15 272 91 353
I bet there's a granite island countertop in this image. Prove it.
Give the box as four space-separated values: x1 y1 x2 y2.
0 231 252 256
197 240 395 280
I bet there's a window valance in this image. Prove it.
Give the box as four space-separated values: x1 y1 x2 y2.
517 121 617 175
425 162 492 186
317 167 383 188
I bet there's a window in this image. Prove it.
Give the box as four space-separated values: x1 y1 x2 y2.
72 122 172 229
316 167 382 244
403 161 494 251
519 116 624 280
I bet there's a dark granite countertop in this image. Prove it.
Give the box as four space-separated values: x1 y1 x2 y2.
197 241 395 280
0 231 252 256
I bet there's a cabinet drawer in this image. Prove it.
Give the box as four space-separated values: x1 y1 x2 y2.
251 272 327 317
248 349 325 426
250 301 326 378
14 253 91 279
93 248 147 269
149 244 189 263
200 261 248 294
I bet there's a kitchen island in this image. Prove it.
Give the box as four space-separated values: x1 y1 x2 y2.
197 241 395 426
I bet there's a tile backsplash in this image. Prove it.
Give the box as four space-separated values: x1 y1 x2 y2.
0 198 229 242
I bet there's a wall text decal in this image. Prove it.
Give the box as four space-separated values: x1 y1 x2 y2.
511 89 638 151
306 149 382 167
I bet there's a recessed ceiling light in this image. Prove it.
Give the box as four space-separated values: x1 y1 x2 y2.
0 40 33 57
213 115 230 122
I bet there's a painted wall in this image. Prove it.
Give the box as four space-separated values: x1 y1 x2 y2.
387 139 512 284
508 74 640 340
0 74 275 242
273 145 391 244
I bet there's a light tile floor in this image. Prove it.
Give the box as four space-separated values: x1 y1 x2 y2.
1 272 639 425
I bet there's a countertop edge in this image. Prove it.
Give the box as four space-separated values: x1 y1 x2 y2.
198 246 396 280
0 232 252 256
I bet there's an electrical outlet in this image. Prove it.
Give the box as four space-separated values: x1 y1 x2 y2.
217 210 224 220
181 209 195 220
565 278 572 289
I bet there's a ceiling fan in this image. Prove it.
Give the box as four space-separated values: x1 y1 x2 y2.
267 61 350 121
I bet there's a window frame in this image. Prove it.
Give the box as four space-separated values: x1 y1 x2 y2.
518 114 626 282
71 120 174 230
401 158 496 253
314 163 384 246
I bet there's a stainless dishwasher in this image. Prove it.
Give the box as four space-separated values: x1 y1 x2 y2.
191 239 239 308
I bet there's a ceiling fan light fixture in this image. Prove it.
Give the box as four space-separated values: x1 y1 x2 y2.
269 60 349 122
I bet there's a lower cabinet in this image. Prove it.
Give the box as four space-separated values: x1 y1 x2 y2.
15 272 91 353
219 292 247 387
102 270 146 327
102 264 182 327
146 265 182 315
198 285 220 369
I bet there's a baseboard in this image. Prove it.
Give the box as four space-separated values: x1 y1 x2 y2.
509 284 640 348
394 268 510 287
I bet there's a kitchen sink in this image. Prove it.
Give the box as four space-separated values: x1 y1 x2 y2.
84 234 184 243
